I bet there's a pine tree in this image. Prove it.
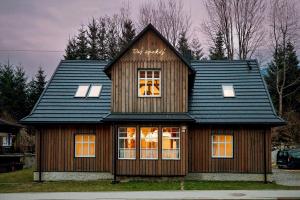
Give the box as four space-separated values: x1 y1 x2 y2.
64 37 78 60
97 17 108 60
13 67 28 119
106 16 120 60
87 18 99 60
119 19 136 50
190 38 204 60
0 63 15 118
76 26 89 60
177 31 191 60
209 31 226 60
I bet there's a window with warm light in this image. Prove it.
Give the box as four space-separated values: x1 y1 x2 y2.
138 70 160 97
118 127 136 159
140 127 158 159
222 84 235 97
212 134 233 158
75 134 95 157
162 127 180 160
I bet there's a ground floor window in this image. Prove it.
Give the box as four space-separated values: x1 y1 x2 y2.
211 133 233 158
75 134 95 157
162 128 180 159
140 127 158 159
118 127 136 159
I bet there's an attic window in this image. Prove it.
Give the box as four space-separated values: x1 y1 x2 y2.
222 84 235 97
75 85 90 97
88 85 102 97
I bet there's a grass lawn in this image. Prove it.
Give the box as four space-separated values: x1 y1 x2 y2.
0 168 299 193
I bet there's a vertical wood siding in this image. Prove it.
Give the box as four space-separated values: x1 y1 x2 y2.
188 126 272 173
36 125 112 172
111 30 189 113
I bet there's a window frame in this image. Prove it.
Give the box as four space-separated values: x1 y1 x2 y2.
74 133 96 158
138 69 161 97
74 84 90 98
211 133 234 159
87 84 102 98
140 127 159 160
162 127 181 160
222 84 235 98
118 127 136 160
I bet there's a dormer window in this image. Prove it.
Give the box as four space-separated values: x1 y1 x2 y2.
75 85 90 97
75 84 102 98
138 70 160 97
222 84 235 97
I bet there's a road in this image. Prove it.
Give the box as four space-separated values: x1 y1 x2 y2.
1 190 300 200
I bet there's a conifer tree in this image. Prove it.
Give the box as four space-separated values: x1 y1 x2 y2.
190 38 204 60
97 17 108 60
209 31 226 60
87 18 99 60
106 16 120 60
64 37 78 60
177 31 191 60
76 26 89 60
13 67 28 119
119 19 136 50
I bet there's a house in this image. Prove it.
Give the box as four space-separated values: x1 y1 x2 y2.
21 24 284 182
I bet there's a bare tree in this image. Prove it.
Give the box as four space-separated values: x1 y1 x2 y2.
138 0 191 47
269 0 300 116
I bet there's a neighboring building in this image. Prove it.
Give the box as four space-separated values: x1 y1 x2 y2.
21 24 284 182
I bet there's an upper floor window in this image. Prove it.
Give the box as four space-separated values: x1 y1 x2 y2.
75 85 89 97
88 84 102 97
138 70 160 97
75 84 102 98
222 84 235 97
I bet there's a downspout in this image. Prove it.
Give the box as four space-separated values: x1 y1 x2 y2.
38 129 42 182
263 128 267 183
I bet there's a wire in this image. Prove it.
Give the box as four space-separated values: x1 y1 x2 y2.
0 49 64 53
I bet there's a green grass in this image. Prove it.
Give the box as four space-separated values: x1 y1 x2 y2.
0 168 299 193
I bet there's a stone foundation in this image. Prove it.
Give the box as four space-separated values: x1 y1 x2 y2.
186 173 274 182
33 172 113 181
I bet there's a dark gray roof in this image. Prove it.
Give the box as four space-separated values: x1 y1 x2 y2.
188 60 284 125
21 60 111 124
103 113 195 122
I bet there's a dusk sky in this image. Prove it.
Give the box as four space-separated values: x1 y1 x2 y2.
0 0 299 80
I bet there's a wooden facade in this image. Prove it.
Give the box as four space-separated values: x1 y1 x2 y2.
110 30 189 113
188 126 272 173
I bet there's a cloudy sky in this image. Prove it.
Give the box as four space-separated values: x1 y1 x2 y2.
0 0 206 79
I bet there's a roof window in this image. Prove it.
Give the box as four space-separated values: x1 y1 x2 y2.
75 85 90 97
87 85 102 97
222 84 235 97
75 84 102 98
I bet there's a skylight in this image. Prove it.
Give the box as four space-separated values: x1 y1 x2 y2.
75 85 90 97
222 84 235 97
88 85 102 97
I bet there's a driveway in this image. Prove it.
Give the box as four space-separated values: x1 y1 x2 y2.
272 168 300 186
1 190 300 200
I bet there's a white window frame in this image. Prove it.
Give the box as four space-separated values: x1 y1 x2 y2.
87 84 102 97
162 127 180 160
140 127 159 160
222 84 235 97
74 84 90 97
118 127 136 160
211 134 233 158
75 134 95 158
138 70 161 97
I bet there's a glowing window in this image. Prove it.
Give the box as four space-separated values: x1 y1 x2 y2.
88 85 102 97
140 127 158 159
138 70 160 97
118 127 136 159
212 134 233 158
222 84 235 97
75 134 95 157
162 127 180 160
75 85 89 97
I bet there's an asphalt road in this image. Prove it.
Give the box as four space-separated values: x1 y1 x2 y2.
1 190 300 200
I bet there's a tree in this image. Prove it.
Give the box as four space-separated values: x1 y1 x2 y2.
13 67 28 120
190 38 204 60
119 19 136 50
106 15 120 60
87 18 99 60
209 31 226 60
97 17 107 60
177 31 191 60
76 26 89 60
64 37 78 60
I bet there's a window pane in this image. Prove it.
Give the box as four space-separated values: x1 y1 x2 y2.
89 135 95 142
212 143 218 157
212 134 233 158
226 135 232 143
140 71 145 78
83 135 89 142
219 135 225 142
219 143 225 156
226 143 233 157
88 85 102 97
139 79 146 96
89 143 95 156
212 135 219 142
75 85 89 97
75 135 83 143
83 143 89 155
222 84 235 97
162 128 180 159
76 143 83 157
153 80 160 95
146 80 153 95
118 127 136 159
147 71 153 78
140 127 158 159
75 134 95 157
154 71 160 78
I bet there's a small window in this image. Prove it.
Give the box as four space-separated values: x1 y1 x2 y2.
88 85 102 97
118 127 136 159
212 134 233 158
138 70 160 97
222 84 235 97
162 127 180 160
75 134 95 157
75 85 89 97
140 127 158 159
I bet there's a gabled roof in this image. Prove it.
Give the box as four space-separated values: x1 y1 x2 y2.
103 23 195 75
188 60 285 125
21 60 111 124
